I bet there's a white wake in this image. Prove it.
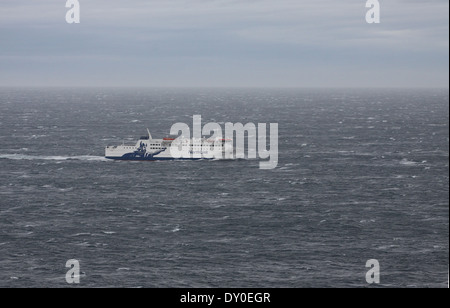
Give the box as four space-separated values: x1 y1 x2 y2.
0 154 108 161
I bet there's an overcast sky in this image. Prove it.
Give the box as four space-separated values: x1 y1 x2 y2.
0 0 448 87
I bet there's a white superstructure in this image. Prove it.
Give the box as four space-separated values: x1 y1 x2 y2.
105 129 233 161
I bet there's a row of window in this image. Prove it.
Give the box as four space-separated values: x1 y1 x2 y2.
121 145 223 150
122 146 161 150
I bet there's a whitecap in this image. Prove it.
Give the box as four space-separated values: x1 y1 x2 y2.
72 233 91 237
75 242 90 246
171 226 181 233
102 231 116 235
30 135 47 139
400 158 418 166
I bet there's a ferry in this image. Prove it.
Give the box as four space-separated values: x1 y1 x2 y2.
105 129 233 161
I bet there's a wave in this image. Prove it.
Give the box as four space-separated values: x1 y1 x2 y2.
399 158 419 166
0 154 108 161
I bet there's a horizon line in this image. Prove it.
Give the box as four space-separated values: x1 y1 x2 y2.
0 85 449 90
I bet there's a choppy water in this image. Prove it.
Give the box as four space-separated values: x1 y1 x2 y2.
0 88 448 288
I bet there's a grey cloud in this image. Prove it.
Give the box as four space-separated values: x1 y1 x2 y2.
0 0 448 87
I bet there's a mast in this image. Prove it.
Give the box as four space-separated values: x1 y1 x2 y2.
147 128 153 140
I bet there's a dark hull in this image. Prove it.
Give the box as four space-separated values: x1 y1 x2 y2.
105 156 207 161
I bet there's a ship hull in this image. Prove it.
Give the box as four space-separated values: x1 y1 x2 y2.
105 131 233 161
105 155 209 161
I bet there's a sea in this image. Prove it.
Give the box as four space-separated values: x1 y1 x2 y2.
0 88 448 288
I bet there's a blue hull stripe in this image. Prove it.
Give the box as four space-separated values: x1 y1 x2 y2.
105 156 210 161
